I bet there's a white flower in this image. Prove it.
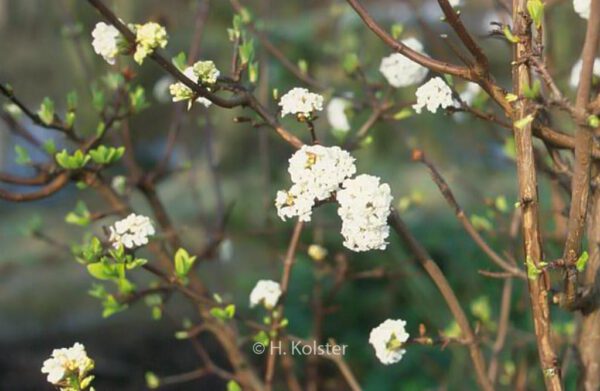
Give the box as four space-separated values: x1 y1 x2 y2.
448 0 461 6
132 22 168 64
379 38 429 88
169 62 220 108
250 280 282 309
278 87 324 118
288 145 356 200
91 22 120 65
369 319 410 365
337 174 393 252
275 183 316 222
192 60 220 85
569 58 600 88
109 213 155 249
327 97 351 132
275 145 356 222
41 343 94 385
413 77 454 114
573 0 590 19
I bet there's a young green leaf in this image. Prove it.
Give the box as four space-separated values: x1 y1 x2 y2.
576 251 589 272
14 145 31 165
527 0 544 29
174 248 197 278
37 97 55 126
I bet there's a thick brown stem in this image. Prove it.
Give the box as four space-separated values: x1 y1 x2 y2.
563 0 600 308
511 1 562 389
579 180 600 391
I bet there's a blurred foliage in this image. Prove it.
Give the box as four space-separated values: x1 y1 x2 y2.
0 0 587 389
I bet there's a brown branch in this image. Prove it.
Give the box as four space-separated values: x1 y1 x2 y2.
511 1 562 388
562 0 600 309
344 0 472 79
411 149 526 279
265 220 304 391
86 0 304 150
436 0 489 70
389 211 494 391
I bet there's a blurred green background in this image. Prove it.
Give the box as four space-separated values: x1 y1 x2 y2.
0 0 586 389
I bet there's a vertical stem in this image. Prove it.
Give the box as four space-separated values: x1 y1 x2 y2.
562 0 600 308
579 176 600 390
511 1 562 389
265 221 304 391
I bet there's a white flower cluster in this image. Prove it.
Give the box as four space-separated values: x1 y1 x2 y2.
131 22 168 64
569 58 600 88
379 38 429 88
91 22 121 65
275 145 356 222
275 146 393 252
369 319 410 365
573 0 590 19
337 175 393 252
279 88 324 118
413 77 454 114
169 61 220 108
109 213 155 249
41 343 94 386
327 97 352 132
449 0 462 6
250 279 282 310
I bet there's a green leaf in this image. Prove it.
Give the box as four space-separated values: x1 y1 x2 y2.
227 380 242 391
129 86 149 112
393 108 412 121
527 0 544 29
43 139 57 155
14 145 31 165
342 53 359 74
514 114 534 130
526 256 547 280
523 79 541 99
66 91 78 112
91 86 105 112
503 26 520 43
505 93 518 103
89 145 125 165
470 214 493 232
87 261 115 280
174 248 197 278
253 330 270 346
249 61 259 83
587 115 600 128
101 294 127 318
37 97 55 126
55 149 90 169
172 51 187 71
576 251 589 272
298 59 308 75
65 112 76 128
495 196 508 213
391 23 404 40
145 372 160 389
239 38 255 65
224 304 236 318
65 200 91 226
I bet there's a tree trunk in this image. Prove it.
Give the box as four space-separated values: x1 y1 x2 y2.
579 181 600 390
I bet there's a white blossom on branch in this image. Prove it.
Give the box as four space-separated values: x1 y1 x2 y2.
413 77 454 114
369 319 410 365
